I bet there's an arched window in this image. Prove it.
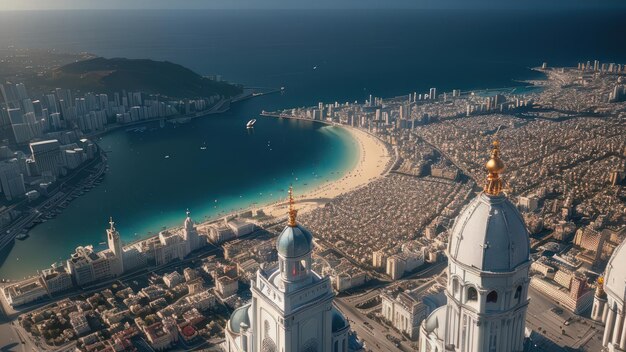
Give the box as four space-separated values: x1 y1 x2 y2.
467 287 478 301
487 291 498 303
452 278 459 295
334 340 339 352
514 285 522 304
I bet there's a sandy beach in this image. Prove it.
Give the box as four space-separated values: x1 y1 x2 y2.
260 124 392 219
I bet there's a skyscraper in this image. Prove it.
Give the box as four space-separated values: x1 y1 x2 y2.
30 139 61 177
420 141 531 352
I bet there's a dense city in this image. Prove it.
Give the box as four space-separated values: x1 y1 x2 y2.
0 57 624 352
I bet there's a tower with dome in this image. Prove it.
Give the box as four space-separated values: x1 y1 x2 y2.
224 187 352 352
592 239 626 351
420 141 532 352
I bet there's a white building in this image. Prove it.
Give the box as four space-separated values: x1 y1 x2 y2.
591 239 626 351
224 188 352 352
420 141 531 352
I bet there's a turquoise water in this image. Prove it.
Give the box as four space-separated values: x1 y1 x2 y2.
0 100 358 279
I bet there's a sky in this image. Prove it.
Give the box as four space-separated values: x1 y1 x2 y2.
1 0 626 11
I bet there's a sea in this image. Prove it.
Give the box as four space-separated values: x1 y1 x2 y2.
0 9 625 279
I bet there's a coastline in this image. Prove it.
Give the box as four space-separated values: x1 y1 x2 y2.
0 117 391 281
258 121 392 219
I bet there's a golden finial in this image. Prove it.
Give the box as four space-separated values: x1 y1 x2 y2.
484 140 505 196
288 186 298 227
596 276 606 297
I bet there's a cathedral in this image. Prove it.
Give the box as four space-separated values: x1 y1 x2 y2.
591 235 626 351
224 188 352 352
420 141 532 352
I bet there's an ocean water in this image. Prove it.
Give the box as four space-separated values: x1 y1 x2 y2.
0 9 625 279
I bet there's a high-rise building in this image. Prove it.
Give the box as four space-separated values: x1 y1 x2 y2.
30 139 61 177
0 158 26 201
429 88 437 100
420 141 531 352
224 188 352 352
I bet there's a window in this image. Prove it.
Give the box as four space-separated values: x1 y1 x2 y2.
514 285 522 304
467 287 478 301
487 291 498 303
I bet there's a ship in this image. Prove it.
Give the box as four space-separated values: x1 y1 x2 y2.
246 119 256 128
16 233 29 240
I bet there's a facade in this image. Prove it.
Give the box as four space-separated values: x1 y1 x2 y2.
420 141 531 352
224 188 352 352
591 239 626 351
381 289 445 340
29 139 61 177
40 263 74 295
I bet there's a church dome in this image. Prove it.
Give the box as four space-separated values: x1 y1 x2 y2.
448 192 530 272
228 304 251 333
277 224 313 258
331 306 348 333
604 239 626 304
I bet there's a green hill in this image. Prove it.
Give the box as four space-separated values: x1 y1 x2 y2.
47 57 242 99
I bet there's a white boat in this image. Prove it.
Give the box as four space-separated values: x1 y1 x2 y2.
246 119 256 128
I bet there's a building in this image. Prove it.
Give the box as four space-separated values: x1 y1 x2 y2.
224 188 353 352
3 277 48 306
0 158 26 201
420 141 531 352
381 288 445 340
40 263 74 295
66 219 125 286
591 238 626 350
69 311 90 336
182 210 201 255
29 139 61 177
106 217 124 276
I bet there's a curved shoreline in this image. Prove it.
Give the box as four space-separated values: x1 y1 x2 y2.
255 119 393 220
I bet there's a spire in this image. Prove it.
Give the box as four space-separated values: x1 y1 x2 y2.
484 140 505 196
288 186 298 227
109 216 115 231
186 208 191 218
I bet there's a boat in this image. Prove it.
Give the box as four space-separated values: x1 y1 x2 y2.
246 119 256 128
16 233 29 241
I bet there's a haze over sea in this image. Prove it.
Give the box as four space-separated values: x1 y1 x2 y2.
0 9 625 279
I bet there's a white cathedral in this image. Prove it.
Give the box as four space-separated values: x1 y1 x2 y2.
224 188 352 352
420 141 532 352
591 233 626 351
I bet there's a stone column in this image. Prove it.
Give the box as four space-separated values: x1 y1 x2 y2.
604 307 616 346
472 319 484 352
619 313 626 351
613 311 624 346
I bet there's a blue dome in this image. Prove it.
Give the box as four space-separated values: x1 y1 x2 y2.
276 224 313 258
331 307 348 333
228 304 250 333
